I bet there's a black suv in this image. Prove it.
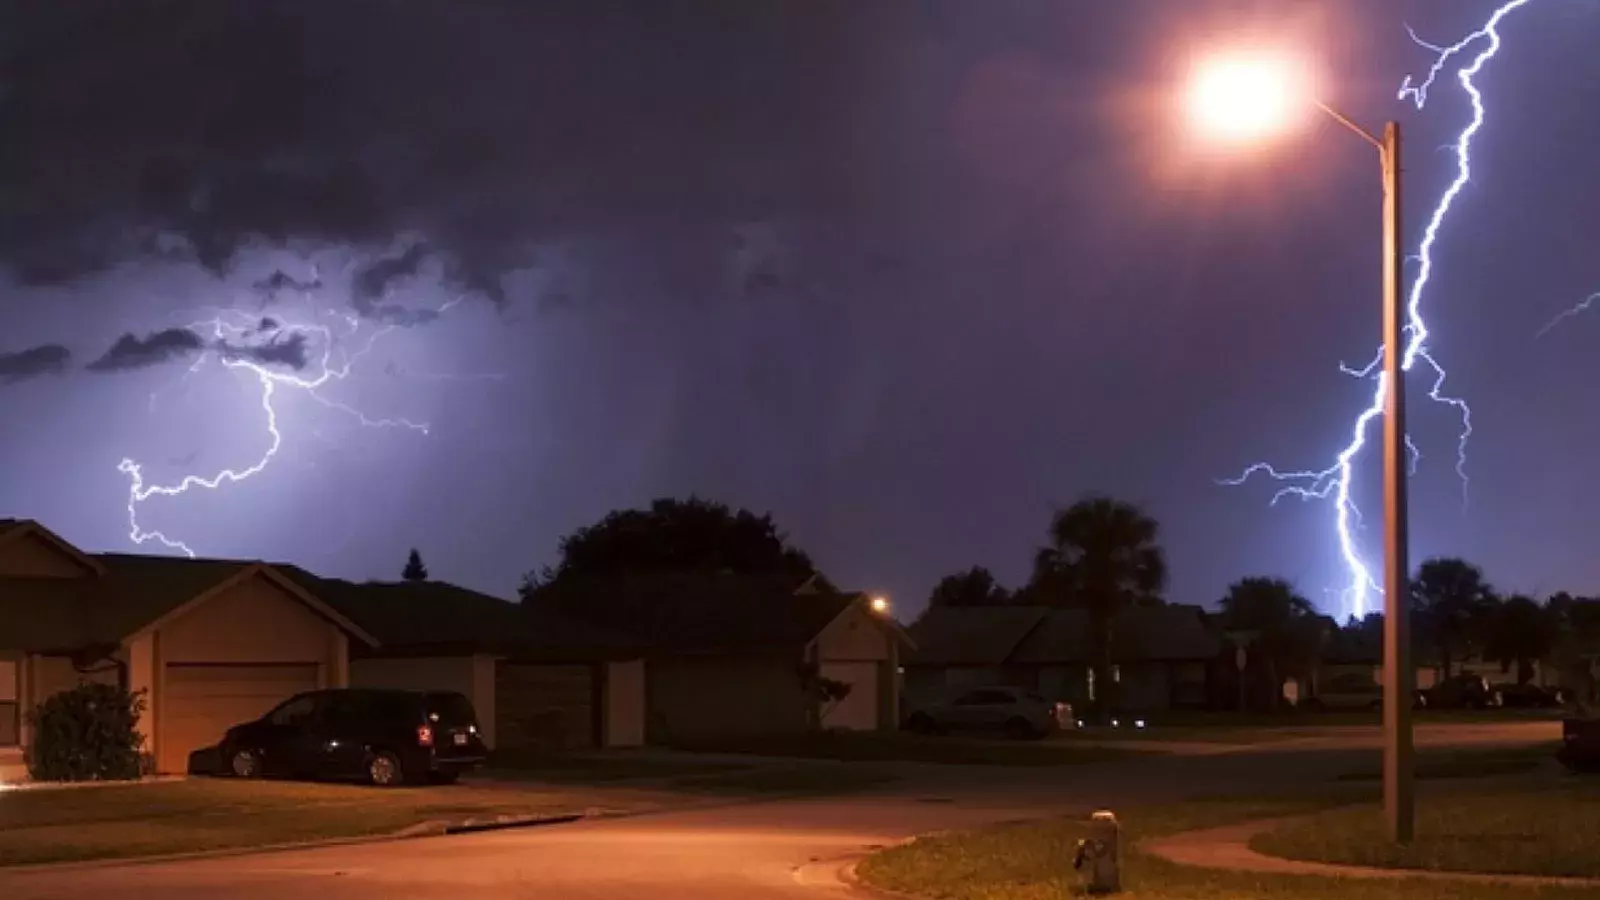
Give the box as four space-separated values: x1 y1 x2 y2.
221 688 487 786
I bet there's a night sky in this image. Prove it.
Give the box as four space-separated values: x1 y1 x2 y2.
3 1 1597 621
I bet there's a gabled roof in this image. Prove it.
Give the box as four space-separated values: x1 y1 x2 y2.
907 603 1222 667
279 568 638 660
0 552 377 652
906 606 1048 666
0 519 105 575
1009 604 1221 663
532 573 867 655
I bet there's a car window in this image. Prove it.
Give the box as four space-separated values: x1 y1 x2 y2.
425 692 477 726
267 694 318 727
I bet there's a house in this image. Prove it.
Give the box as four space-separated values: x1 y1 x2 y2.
0 520 375 781
280 571 650 751
531 573 912 744
904 604 1221 712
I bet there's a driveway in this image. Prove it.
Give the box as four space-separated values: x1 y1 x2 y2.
0 726 1554 900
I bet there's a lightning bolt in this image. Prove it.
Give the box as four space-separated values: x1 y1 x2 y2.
1537 292 1600 338
119 289 475 557
1223 0 1533 621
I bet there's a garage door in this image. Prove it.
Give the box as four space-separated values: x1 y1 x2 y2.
819 661 879 730
496 662 597 750
161 664 319 773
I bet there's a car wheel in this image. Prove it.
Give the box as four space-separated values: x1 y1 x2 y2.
366 750 406 787
1004 717 1037 740
228 747 263 779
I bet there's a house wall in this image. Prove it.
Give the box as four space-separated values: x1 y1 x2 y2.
350 656 499 746
645 656 808 745
815 605 892 662
158 574 339 668
496 662 597 750
0 532 92 578
0 654 18 747
604 659 646 747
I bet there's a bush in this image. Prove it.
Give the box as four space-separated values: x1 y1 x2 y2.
26 682 147 782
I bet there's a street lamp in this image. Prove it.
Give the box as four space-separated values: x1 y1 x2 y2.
1185 50 1414 843
869 595 891 616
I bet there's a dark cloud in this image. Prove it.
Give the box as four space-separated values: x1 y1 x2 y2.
0 2 913 308
0 343 71 384
218 330 311 371
252 270 322 294
348 243 441 325
86 328 205 372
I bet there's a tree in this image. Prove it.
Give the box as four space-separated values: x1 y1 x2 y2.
1218 577 1325 711
402 548 429 582
927 566 1012 608
1483 594 1558 685
1410 557 1495 679
1028 496 1167 713
522 496 820 597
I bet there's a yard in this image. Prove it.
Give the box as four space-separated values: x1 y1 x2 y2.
0 778 661 867
857 789 1598 900
1252 778 1600 879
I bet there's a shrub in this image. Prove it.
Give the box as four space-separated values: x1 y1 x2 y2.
26 682 147 782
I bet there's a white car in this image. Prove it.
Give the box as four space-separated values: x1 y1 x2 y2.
904 686 1071 739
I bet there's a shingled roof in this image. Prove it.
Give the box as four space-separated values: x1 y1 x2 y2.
531 573 878 656
278 568 639 660
907 604 1221 667
0 552 374 651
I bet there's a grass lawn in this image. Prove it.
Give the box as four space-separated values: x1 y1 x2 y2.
0 777 659 867
673 731 1141 766
1334 743 1559 782
858 791 1597 900
1252 779 1600 879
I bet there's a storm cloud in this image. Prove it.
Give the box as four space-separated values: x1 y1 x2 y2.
252 270 323 295
218 331 312 370
86 328 206 372
349 244 441 325
0 344 71 384
0 2 917 311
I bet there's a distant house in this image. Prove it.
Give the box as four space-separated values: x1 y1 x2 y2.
0 520 375 783
282 571 649 751
531 573 913 744
905 604 1221 712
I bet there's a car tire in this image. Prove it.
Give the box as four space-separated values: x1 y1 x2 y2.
1004 717 1037 740
366 750 406 787
228 747 263 779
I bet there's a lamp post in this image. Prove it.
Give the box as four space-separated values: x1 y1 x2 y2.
1186 54 1413 842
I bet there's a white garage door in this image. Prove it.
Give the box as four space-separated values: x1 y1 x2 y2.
161 664 319 773
819 661 879 730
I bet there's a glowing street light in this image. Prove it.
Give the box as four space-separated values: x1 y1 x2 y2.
868 595 891 615
1184 49 1415 844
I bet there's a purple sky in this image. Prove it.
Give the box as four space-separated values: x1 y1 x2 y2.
2 1 1597 620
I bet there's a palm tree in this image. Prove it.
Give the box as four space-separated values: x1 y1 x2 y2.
1031 496 1167 713
1410 557 1495 680
1218 577 1325 711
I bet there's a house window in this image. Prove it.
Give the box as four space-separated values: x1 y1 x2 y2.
0 660 17 747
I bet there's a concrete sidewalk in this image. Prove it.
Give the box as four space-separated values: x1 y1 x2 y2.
1141 816 1600 890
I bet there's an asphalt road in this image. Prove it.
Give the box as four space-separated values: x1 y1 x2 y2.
0 721 1560 900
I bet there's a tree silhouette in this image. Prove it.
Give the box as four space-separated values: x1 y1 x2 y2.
1410 557 1495 679
1483 595 1557 685
402 548 428 582
1218 577 1325 711
1029 496 1166 713
522 496 820 597
927 566 1012 608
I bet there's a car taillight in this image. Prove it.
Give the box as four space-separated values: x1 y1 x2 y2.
417 724 434 747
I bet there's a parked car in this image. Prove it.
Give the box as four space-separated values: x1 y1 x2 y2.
1303 672 1382 711
1492 682 1564 709
1425 673 1502 710
903 686 1070 739
1557 717 1600 772
220 688 488 786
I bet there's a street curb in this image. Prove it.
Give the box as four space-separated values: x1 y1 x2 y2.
0 813 591 876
